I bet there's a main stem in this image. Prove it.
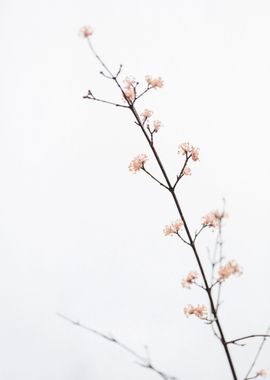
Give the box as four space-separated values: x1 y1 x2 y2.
128 104 238 380
85 40 237 379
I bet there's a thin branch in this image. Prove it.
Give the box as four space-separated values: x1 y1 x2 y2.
142 167 169 190
226 334 270 345
244 326 270 379
172 154 190 190
57 313 178 380
83 92 128 108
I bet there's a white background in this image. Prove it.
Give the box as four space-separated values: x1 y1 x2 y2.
0 0 269 379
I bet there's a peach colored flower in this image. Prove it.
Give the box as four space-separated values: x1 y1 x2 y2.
141 109 153 119
163 219 183 236
153 120 162 132
123 76 136 88
178 142 193 155
183 167 191 176
202 211 220 228
218 260 242 281
128 154 148 173
184 304 207 319
191 147 200 161
181 271 199 289
79 26 93 38
257 369 267 377
123 87 135 102
145 76 164 89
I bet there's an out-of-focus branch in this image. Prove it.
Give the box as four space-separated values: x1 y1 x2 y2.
57 313 179 380
244 326 270 379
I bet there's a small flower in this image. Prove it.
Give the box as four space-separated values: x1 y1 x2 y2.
191 147 200 161
181 271 199 289
178 142 193 155
183 167 191 176
123 87 135 102
141 109 153 119
145 76 164 89
218 260 242 281
257 369 267 377
79 26 93 38
153 120 162 132
163 219 183 236
123 76 137 88
184 304 207 319
202 211 220 228
128 154 148 173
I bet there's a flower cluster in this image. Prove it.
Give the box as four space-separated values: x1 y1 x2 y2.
202 210 222 228
178 142 200 161
79 26 93 38
141 109 153 119
181 271 199 289
128 154 148 173
257 369 267 378
183 167 191 176
184 304 207 319
218 260 242 281
123 76 136 102
145 75 164 89
163 219 184 236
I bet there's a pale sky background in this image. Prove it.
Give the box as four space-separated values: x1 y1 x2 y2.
0 0 270 379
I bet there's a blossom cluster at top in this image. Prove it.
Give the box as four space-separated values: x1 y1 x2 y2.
163 219 184 236
79 26 93 38
128 154 148 173
184 304 207 319
218 260 242 281
181 271 199 289
178 142 200 161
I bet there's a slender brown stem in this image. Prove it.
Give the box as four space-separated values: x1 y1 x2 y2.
226 334 270 345
85 39 239 380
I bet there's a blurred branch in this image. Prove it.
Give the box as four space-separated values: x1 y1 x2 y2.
57 313 179 380
244 326 270 380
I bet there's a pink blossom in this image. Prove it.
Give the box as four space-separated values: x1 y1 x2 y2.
163 219 184 236
181 271 199 289
178 142 193 155
123 88 135 102
184 304 207 319
218 260 242 281
141 109 153 119
128 154 148 173
257 370 267 378
145 75 164 89
79 26 93 38
153 120 162 132
191 147 200 161
183 167 191 176
202 211 220 228
123 76 136 88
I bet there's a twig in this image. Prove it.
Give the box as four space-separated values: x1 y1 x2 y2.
226 334 270 345
142 168 169 190
83 92 128 108
57 313 179 380
244 327 270 379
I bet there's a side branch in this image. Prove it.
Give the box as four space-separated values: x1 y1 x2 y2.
226 335 270 345
57 313 179 380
